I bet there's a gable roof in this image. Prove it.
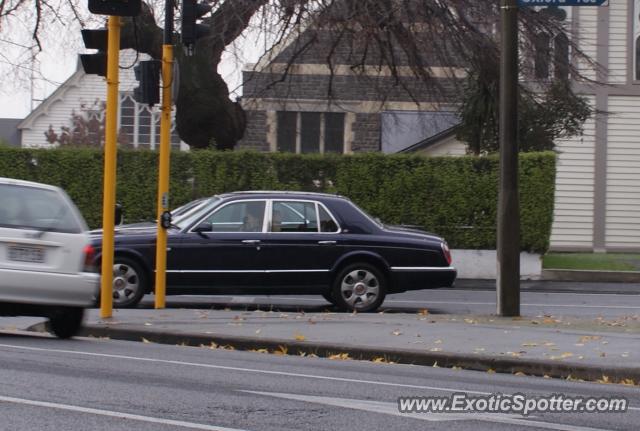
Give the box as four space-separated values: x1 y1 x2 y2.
398 124 461 153
17 61 85 131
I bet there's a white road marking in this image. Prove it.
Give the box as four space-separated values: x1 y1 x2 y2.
0 343 489 395
0 395 249 431
243 391 617 431
0 343 637 412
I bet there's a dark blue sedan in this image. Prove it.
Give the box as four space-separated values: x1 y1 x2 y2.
92 191 456 312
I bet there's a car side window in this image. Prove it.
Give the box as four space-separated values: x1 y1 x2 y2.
200 201 265 232
318 205 339 233
272 201 318 233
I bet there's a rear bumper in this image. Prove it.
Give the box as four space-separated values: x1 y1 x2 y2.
389 266 457 292
0 268 99 308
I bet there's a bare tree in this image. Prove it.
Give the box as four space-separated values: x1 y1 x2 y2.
5 0 598 150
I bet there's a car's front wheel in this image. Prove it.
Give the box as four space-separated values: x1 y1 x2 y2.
321 292 337 306
112 256 147 308
48 307 84 339
332 263 386 312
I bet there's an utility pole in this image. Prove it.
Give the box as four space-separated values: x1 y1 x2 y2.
99 15 121 318
154 0 175 309
497 0 520 317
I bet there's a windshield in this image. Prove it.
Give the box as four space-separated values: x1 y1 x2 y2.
0 184 84 233
172 196 221 229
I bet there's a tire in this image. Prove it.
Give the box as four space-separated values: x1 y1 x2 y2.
331 263 386 312
49 307 84 339
112 256 147 308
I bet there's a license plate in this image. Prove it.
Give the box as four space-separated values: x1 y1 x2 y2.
8 245 45 263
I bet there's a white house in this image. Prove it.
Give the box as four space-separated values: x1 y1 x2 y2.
17 49 188 151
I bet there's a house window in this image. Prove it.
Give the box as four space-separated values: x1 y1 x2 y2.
119 93 182 149
533 6 570 81
276 111 345 153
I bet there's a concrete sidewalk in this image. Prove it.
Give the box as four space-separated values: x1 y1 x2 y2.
25 306 638 384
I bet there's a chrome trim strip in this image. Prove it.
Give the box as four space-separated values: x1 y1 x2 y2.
164 269 331 274
390 266 456 272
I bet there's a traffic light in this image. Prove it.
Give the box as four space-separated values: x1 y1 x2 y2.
88 0 141 17
80 29 108 77
133 60 161 106
181 0 211 52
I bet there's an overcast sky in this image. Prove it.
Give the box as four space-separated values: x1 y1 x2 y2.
0 2 261 120
0 44 250 120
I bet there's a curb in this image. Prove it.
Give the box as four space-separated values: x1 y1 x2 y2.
541 269 640 283
74 324 640 384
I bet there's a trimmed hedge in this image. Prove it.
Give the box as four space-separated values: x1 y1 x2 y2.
0 148 555 252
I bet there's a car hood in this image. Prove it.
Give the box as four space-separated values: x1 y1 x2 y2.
382 224 443 242
89 222 160 238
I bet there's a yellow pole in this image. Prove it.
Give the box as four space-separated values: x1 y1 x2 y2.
100 16 121 318
154 43 173 309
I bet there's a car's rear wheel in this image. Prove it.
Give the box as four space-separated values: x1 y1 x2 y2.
112 256 147 308
332 263 386 312
48 307 84 339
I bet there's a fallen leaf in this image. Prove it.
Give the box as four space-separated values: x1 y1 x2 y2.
514 371 527 377
429 347 442 352
141 337 151 344
255 329 262 335
294 333 306 341
451 366 462 371
418 309 429 316
487 368 495 374
392 330 402 336
274 345 288 355
143 322 153 326
328 352 351 360
597 375 611 384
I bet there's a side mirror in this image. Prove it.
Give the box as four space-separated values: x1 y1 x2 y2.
193 222 212 234
114 203 123 225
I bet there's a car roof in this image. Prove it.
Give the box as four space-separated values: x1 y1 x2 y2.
218 190 349 201
0 177 60 191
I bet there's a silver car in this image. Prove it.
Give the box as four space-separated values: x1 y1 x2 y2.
0 177 100 338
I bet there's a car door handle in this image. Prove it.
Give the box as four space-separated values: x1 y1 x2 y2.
318 240 337 245
242 240 261 244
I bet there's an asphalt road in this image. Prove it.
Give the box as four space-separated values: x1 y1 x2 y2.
0 333 637 431
136 284 640 318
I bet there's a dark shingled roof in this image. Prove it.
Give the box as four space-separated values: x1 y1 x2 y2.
0 118 21 146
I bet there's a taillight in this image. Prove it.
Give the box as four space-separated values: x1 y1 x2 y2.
441 242 452 266
83 245 97 272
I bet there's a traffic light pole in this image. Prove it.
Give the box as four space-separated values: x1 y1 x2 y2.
154 0 174 309
100 15 121 318
497 0 520 317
